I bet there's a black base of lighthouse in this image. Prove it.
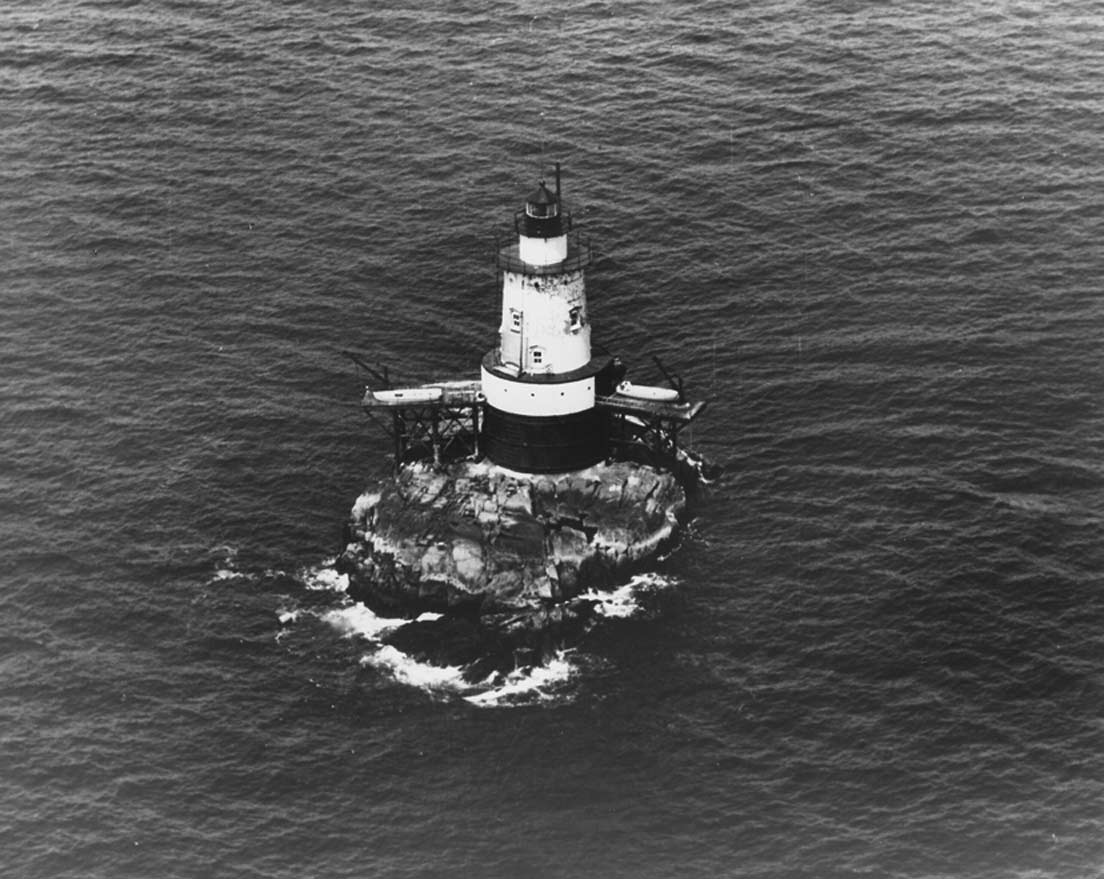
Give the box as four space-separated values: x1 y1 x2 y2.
481 405 607 473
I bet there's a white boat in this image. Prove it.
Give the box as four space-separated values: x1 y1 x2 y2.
369 387 443 404
616 380 680 403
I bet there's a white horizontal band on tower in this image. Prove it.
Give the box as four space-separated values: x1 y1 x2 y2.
480 366 595 417
518 234 568 266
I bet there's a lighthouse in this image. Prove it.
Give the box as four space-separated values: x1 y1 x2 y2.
360 165 705 476
480 167 616 472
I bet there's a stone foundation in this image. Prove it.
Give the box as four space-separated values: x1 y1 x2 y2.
335 459 688 674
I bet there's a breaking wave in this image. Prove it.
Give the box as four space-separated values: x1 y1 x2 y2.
269 561 678 707
313 593 577 707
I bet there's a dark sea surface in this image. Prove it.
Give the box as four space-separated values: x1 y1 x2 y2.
3 1 1103 876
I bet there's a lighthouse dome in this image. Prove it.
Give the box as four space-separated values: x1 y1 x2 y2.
525 182 560 219
521 181 563 239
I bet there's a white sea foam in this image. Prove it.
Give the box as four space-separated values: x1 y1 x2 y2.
349 490 381 523
299 560 349 592
274 607 300 643
360 645 579 707
362 645 467 691
210 545 242 581
321 602 407 640
579 571 677 618
276 562 665 706
626 570 677 590
325 608 579 706
580 581 641 618
308 602 470 695
298 597 579 706
464 651 577 707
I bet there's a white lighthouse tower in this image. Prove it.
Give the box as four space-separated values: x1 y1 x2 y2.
480 166 616 472
360 165 706 475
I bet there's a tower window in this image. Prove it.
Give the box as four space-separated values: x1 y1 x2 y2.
525 202 559 219
531 348 544 365
510 309 522 332
569 306 582 330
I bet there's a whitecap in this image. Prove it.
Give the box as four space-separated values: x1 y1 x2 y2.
627 570 677 590
464 650 577 707
361 645 467 692
274 562 668 706
321 602 407 640
208 545 243 582
308 603 578 705
579 571 677 618
579 581 641 618
298 560 349 592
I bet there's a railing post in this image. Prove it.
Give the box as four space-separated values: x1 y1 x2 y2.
430 408 441 467
392 411 404 473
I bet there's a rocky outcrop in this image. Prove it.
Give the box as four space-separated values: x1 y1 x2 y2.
335 459 688 674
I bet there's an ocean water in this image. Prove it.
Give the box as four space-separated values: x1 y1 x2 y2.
3 1 1103 876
